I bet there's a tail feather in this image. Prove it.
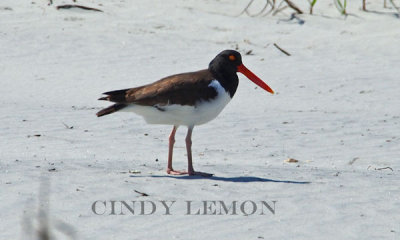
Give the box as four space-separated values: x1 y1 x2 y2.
100 89 129 102
98 96 109 101
97 88 131 117
96 103 127 117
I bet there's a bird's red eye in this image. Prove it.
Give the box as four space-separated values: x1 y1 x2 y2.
229 55 236 61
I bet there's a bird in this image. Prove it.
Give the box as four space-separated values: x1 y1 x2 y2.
96 50 274 177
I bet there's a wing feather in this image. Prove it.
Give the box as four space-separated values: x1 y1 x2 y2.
100 69 217 106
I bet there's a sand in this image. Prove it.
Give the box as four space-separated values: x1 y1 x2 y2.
1 0 399 239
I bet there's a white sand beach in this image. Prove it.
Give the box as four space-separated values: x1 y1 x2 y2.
1 0 399 239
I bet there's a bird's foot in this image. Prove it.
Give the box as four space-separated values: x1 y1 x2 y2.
188 170 213 177
166 168 188 175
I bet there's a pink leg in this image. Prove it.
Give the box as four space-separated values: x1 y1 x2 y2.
166 126 187 175
186 126 194 174
186 126 213 177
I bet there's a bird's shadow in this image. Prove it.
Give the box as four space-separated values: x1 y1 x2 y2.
131 175 310 184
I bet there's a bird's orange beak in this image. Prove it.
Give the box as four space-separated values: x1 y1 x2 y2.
237 64 274 94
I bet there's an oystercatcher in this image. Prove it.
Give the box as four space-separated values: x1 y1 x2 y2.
97 50 274 177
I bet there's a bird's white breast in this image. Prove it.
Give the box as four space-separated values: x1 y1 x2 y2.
123 80 231 126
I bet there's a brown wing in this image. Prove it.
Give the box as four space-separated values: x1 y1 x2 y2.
100 69 218 106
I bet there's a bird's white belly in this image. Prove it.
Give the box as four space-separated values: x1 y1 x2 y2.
122 80 231 126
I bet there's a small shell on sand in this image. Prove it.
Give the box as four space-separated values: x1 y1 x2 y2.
285 158 299 163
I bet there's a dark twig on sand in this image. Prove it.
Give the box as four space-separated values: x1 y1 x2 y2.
376 167 394 171
62 122 73 129
273 43 291 56
134 190 149 196
283 0 303 14
56 4 103 12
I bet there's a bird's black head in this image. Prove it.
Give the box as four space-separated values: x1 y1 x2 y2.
208 50 243 75
208 49 274 96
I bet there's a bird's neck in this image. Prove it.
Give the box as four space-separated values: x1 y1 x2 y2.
209 68 239 98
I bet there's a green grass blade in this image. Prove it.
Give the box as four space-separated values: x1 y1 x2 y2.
311 0 317 7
